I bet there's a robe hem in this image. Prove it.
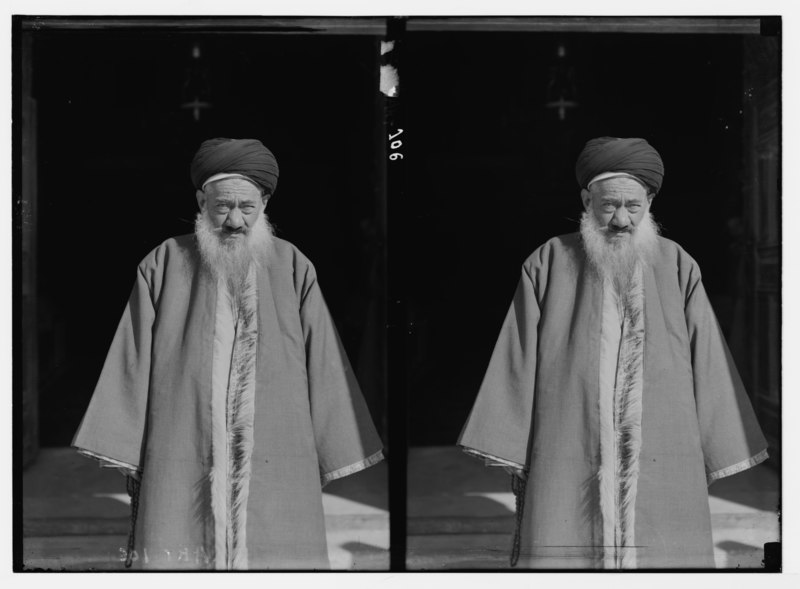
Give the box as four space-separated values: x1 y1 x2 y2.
75 447 141 479
320 450 384 486
460 446 527 476
707 448 768 484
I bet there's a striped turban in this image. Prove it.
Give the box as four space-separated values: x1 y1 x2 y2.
190 138 279 195
575 137 664 194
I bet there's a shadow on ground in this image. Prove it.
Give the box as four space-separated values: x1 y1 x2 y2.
22 448 389 570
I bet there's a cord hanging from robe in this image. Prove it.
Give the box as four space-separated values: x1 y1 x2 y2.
510 473 527 567
125 474 141 569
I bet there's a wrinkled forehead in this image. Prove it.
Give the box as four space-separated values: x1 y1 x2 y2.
589 176 649 202
205 177 263 203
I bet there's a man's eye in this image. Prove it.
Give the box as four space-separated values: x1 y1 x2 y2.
628 205 641 212
603 204 616 212
241 206 255 213
216 205 229 212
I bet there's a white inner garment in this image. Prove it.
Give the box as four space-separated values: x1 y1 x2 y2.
210 277 237 569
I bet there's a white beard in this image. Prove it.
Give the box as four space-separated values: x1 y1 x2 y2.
579 210 660 292
194 209 274 293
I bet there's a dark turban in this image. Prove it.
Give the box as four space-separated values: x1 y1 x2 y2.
190 138 279 195
575 137 664 194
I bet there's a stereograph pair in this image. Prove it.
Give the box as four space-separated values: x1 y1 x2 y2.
71 136 767 571
17 16 781 573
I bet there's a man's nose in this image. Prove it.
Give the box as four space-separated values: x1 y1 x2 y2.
610 208 630 229
225 209 244 229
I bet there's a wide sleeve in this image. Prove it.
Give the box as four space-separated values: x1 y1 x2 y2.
458 263 540 471
684 262 769 483
299 269 384 486
71 265 155 474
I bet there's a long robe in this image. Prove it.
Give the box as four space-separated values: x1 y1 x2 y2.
73 234 384 570
458 232 768 569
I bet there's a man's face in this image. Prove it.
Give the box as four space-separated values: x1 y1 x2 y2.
581 176 652 241
196 177 266 241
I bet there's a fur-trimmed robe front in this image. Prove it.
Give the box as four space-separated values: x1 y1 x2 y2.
459 232 768 569
73 235 384 570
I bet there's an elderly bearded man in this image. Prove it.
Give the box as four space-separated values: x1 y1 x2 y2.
73 138 384 570
459 137 768 569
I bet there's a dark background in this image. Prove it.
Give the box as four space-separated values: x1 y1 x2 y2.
402 32 776 445
19 22 780 461
29 31 387 446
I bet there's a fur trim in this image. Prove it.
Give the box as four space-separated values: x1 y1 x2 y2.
613 270 644 568
225 271 258 569
209 268 258 569
598 267 645 569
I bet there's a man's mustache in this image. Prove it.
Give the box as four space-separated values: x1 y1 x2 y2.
219 226 248 236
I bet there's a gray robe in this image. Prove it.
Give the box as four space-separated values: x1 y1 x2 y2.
73 234 384 569
459 233 768 569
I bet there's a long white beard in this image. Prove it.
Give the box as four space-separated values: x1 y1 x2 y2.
579 210 660 291
194 210 274 292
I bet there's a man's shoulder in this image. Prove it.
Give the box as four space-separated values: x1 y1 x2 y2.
521 232 583 269
265 237 323 297
653 236 701 272
650 236 706 298
265 236 316 273
136 234 196 272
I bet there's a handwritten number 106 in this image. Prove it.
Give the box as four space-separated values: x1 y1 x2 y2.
389 129 403 160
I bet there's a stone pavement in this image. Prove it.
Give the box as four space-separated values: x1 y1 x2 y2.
21 446 780 571
21 447 388 571
406 446 781 570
